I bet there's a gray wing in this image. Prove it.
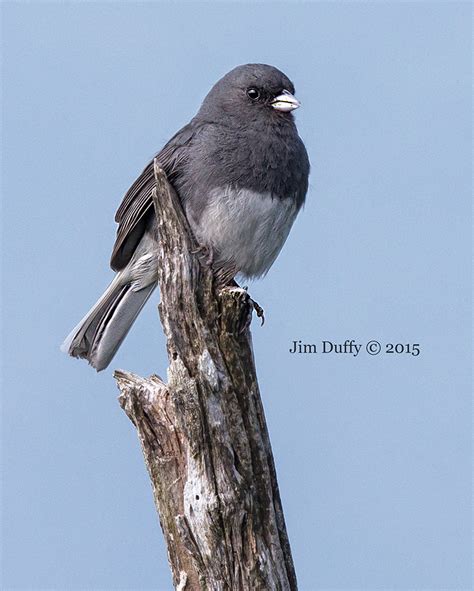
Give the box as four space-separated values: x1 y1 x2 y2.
110 122 197 271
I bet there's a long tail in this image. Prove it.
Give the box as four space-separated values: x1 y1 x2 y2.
61 273 156 371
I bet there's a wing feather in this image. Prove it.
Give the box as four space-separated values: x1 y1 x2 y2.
110 122 198 271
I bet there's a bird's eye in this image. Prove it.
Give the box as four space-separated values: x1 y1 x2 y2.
247 88 260 100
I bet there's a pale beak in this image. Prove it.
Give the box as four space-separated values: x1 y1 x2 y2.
270 89 301 112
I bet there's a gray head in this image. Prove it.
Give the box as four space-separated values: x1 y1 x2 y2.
197 63 300 122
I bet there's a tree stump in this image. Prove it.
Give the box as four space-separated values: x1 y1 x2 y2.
114 160 297 591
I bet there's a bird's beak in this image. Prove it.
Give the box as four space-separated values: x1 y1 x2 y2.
270 89 301 112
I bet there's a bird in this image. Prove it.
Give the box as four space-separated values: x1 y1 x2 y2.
61 63 310 371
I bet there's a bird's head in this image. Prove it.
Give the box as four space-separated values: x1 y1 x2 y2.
198 63 300 122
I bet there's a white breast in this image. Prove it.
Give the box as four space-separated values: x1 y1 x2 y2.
189 186 299 279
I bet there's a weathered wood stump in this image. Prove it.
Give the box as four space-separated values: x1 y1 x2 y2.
115 161 297 591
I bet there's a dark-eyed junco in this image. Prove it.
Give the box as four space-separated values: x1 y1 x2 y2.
62 63 310 370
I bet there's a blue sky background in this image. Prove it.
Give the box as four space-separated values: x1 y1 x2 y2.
1 2 472 590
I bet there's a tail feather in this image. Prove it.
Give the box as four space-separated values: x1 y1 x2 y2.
61 275 156 371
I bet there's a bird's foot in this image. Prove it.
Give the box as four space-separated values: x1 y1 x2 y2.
191 244 214 267
251 299 265 325
228 279 265 326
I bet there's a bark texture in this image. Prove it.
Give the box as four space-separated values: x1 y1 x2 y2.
115 161 297 591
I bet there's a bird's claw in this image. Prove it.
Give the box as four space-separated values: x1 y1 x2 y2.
229 279 265 326
192 244 214 267
251 299 265 325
